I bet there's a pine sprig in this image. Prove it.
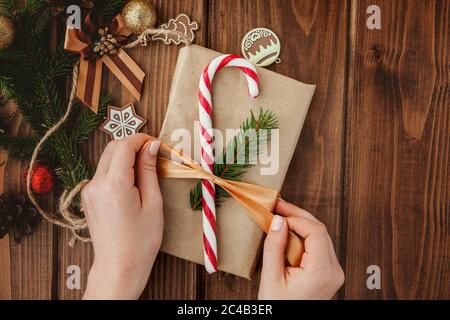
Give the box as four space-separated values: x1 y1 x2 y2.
0 0 16 16
190 108 279 210
0 135 36 160
0 1 116 197
94 0 125 20
52 130 92 190
71 95 109 143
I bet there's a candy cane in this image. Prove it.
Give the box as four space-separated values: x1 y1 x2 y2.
198 54 259 273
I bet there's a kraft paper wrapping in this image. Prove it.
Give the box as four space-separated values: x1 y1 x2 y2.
158 45 315 279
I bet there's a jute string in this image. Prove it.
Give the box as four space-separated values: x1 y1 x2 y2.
25 28 192 247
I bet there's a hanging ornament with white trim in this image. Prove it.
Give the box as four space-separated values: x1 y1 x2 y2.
241 27 281 68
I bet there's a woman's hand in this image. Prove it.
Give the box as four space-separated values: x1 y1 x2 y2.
258 200 345 300
82 134 163 300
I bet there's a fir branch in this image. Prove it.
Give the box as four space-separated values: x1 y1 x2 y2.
0 0 16 16
23 0 47 16
0 135 36 160
190 108 279 210
0 77 14 100
32 7 51 42
48 44 78 80
71 94 109 143
94 0 125 20
53 130 93 190
0 0 121 196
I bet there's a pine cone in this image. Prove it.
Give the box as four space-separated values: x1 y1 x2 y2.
0 193 41 244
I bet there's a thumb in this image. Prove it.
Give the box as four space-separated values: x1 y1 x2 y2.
136 140 162 208
262 215 288 281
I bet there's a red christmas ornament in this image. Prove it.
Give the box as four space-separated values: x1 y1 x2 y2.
26 163 55 194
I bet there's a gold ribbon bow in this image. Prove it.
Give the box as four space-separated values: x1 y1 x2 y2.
64 14 145 113
143 139 305 268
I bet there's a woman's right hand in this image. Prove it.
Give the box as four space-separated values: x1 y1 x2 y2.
258 200 345 300
82 134 163 300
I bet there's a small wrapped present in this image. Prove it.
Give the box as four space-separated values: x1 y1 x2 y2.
158 45 315 279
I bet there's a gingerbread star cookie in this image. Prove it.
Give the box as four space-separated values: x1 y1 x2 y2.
101 103 146 140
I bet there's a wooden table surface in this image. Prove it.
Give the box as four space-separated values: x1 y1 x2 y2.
0 0 449 300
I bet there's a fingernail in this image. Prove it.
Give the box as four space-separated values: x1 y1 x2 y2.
278 197 286 203
270 215 283 231
148 140 161 156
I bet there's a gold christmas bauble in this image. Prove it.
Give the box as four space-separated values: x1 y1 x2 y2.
0 15 15 50
122 0 157 35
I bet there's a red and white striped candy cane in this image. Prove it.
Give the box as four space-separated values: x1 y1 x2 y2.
198 54 259 273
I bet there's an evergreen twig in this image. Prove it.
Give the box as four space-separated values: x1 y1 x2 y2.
94 0 125 20
0 0 114 195
0 0 16 17
190 108 279 210
0 135 36 160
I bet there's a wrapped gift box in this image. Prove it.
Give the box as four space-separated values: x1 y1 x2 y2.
158 45 315 279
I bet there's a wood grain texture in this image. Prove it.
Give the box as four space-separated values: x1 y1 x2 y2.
5 118 54 300
344 0 449 299
0 102 14 300
0 235 10 300
206 0 348 299
4 0 450 300
2 8 61 300
142 0 206 299
57 0 207 300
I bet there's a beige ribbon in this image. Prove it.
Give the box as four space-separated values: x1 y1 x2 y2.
142 139 305 267
64 14 145 113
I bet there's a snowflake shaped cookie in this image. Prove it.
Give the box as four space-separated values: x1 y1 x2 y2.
101 104 147 140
